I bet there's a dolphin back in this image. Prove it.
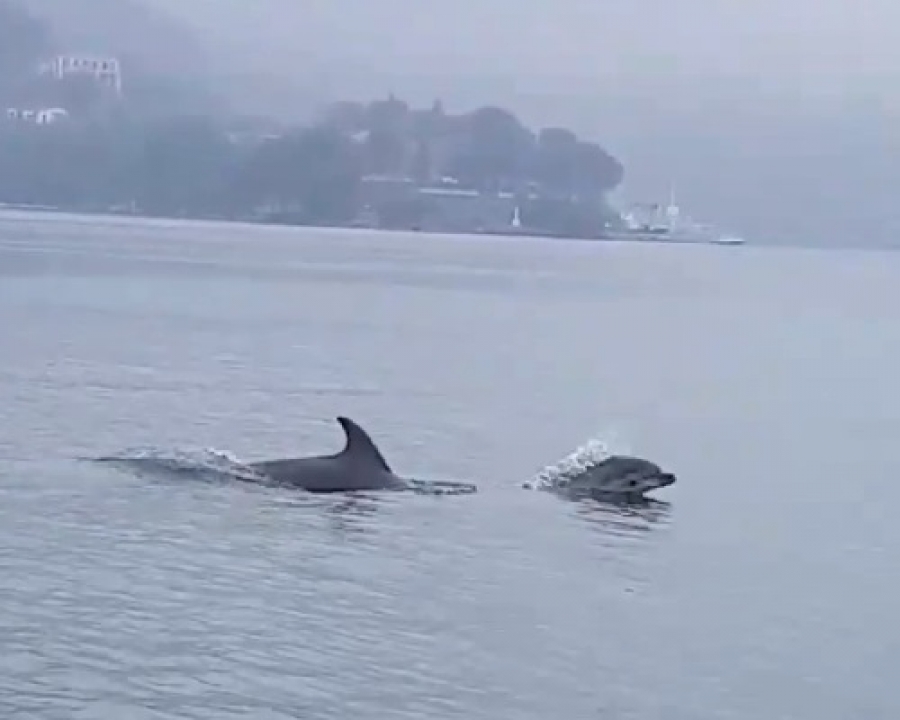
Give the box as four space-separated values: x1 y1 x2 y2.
337 416 393 473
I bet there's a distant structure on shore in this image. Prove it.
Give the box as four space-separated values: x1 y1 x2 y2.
4 106 68 124
305 95 624 237
38 55 123 96
606 192 746 245
0 91 626 239
0 2 627 239
4 52 122 127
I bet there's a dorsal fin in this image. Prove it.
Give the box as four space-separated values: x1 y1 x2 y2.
336 416 392 472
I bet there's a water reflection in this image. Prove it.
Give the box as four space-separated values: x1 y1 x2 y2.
403 477 478 495
85 452 262 486
565 496 673 536
322 495 384 535
265 492 386 536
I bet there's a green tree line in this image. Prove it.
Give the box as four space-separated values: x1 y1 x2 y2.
0 99 623 228
0 1 624 233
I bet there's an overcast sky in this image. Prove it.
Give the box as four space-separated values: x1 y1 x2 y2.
153 1 897 102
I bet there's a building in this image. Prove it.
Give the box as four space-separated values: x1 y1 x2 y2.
39 55 123 95
5 107 69 125
415 186 519 233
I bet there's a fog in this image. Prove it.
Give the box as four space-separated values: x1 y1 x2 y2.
34 0 900 245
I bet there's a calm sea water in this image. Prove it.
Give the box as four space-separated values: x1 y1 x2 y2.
1 211 898 719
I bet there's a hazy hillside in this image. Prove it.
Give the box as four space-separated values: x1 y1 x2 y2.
18 0 227 115
8 0 900 245
25 0 206 74
134 0 900 247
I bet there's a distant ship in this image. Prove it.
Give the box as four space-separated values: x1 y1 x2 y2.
605 190 746 246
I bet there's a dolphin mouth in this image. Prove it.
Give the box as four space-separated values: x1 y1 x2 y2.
655 472 677 489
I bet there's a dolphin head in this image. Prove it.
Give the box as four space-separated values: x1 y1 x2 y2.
562 455 676 500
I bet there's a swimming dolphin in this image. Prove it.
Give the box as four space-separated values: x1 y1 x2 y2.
88 415 477 495
248 416 410 493
526 455 676 503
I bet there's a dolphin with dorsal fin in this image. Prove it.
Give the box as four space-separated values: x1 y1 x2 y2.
88 415 478 495
247 416 411 493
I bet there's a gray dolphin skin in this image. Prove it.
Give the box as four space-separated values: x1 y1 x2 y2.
248 416 410 493
531 455 676 502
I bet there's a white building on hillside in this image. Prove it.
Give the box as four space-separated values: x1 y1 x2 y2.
40 55 123 95
5 107 70 125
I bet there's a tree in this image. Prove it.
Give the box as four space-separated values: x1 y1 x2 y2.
360 95 410 176
0 122 132 209
532 126 580 194
446 105 534 191
366 95 409 131
410 139 433 183
131 116 235 215
321 100 367 134
532 127 624 196
363 126 407 176
572 141 624 193
0 93 625 232
235 124 363 224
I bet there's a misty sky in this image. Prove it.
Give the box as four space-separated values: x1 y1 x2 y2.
140 1 900 245
156 1 898 103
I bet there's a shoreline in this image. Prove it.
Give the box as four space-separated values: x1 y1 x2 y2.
0 202 750 248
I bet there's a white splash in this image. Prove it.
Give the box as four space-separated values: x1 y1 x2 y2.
199 448 272 482
95 446 266 482
525 433 627 490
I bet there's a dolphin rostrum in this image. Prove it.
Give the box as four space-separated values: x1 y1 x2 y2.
248 416 412 493
526 455 676 503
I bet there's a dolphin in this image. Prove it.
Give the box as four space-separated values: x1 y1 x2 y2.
248 416 410 493
88 415 477 495
526 455 676 503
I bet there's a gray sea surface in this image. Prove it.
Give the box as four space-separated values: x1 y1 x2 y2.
1 210 898 719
